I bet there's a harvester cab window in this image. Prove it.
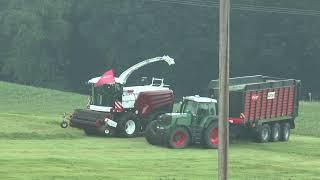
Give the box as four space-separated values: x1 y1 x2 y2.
91 83 123 107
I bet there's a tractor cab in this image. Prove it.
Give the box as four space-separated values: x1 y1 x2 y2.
145 95 220 149
181 96 217 124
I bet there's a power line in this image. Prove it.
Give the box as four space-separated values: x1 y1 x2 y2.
141 0 320 17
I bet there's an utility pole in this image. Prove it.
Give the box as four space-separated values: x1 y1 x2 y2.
218 0 230 179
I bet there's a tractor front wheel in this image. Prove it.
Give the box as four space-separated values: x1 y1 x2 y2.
145 121 158 145
203 122 219 149
168 127 190 149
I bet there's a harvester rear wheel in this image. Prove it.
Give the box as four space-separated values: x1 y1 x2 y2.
203 122 219 149
117 113 140 138
168 127 190 149
270 123 280 142
280 122 290 142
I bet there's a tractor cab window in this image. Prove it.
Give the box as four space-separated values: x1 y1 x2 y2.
181 100 198 115
197 103 210 119
208 103 216 116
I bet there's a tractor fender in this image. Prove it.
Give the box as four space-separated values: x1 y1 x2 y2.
201 116 218 129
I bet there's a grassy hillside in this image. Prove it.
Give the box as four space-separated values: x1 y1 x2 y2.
0 81 320 180
293 101 320 137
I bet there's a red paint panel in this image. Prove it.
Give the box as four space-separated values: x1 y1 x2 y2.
135 90 174 118
277 88 284 117
251 91 262 121
266 89 273 118
282 88 289 116
260 90 268 119
288 86 295 115
244 92 251 121
255 91 263 120
244 85 296 124
271 89 279 117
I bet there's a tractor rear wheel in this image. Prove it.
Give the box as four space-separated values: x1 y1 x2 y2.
203 122 219 149
117 113 141 138
168 127 190 149
280 122 290 141
270 123 280 142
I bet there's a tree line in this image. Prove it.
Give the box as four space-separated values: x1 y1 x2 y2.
0 0 319 98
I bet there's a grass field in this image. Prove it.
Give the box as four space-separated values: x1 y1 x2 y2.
1 81 320 180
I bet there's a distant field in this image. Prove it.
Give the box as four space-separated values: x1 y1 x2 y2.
0 81 320 180
293 101 320 137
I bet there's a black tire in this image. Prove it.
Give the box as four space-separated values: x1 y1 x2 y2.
280 122 290 141
255 124 271 143
117 113 141 138
145 121 158 145
142 111 166 131
203 122 219 149
60 121 68 128
270 123 281 142
96 125 116 136
168 127 190 149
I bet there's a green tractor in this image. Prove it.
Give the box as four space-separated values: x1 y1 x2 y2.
145 95 219 149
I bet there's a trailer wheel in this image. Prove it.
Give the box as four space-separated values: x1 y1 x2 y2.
145 121 158 145
203 122 219 149
270 123 280 142
280 122 290 141
255 124 271 143
118 113 140 138
168 127 190 149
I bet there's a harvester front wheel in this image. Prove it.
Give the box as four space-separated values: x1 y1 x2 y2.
118 113 140 138
203 122 219 149
168 127 190 149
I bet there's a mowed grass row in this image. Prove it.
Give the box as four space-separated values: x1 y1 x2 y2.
1 136 320 180
0 81 320 179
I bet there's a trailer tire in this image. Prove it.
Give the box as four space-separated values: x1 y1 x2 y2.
145 121 158 145
203 122 219 149
168 127 190 149
255 124 271 143
280 122 290 142
117 113 141 138
270 123 280 142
